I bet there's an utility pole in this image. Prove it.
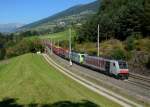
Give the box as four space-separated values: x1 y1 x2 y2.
51 39 53 55
58 40 59 55
69 28 72 66
97 24 100 57
58 40 59 47
53 40 55 53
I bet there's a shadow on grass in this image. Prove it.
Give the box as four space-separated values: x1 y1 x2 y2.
0 98 100 107
0 98 22 107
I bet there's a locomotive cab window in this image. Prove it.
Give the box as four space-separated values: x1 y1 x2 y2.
81 55 85 58
113 63 116 66
119 61 128 69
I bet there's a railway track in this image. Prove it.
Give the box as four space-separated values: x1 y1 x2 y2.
130 73 150 83
43 54 143 107
46 52 150 105
126 80 150 90
127 73 150 90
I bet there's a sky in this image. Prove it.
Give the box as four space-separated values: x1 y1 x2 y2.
0 0 96 24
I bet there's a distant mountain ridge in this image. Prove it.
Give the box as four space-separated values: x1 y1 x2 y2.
19 0 100 32
0 23 24 33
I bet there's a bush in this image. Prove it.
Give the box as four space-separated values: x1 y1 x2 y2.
0 48 6 60
59 40 69 49
30 39 44 53
6 39 44 58
146 57 150 69
136 38 150 52
111 48 127 60
126 36 136 51
125 34 142 51
6 40 31 58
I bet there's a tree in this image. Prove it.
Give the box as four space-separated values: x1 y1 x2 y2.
76 0 145 42
116 2 143 40
143 0 150 36
0 48 6 60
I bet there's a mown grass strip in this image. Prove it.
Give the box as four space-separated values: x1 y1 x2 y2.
0 53 121 107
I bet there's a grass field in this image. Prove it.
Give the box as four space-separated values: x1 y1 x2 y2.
28 30 76 41
0 53 121 107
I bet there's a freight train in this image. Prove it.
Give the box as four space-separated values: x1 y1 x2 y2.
44 41 129 80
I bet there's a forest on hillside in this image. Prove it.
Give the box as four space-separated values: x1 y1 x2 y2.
76 0 150 42
74 0 150 74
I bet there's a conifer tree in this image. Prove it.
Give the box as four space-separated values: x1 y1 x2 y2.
143 0 150 36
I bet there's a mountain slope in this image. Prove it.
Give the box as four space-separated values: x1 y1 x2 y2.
19 0 100 32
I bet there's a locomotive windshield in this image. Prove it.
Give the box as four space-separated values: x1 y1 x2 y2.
118 61 128 69
81 55 85 58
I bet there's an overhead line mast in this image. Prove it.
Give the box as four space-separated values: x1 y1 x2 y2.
69 28 72 66
51 38 53 55
98 24 100 57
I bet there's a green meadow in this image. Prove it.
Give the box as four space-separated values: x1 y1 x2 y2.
0 53 121 107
